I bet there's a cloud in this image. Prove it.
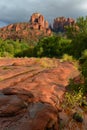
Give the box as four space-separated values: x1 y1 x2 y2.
0 0 87 27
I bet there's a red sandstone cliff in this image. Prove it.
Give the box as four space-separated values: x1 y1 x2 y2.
0 13 51 41
53 17 75 32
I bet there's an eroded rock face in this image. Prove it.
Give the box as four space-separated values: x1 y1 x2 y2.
0 58 80 130
29 13 49 30
0 13 51 41
53 17 75 32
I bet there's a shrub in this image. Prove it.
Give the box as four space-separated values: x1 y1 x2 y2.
0 39 29 57
62 89 84 109
61 54 75 62
34 35 72 58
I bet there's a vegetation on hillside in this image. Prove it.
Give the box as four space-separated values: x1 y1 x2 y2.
0 39 29 57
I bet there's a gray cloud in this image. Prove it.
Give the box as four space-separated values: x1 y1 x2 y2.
0 0 87 27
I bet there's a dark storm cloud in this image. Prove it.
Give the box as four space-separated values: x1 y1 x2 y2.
0 0 87 27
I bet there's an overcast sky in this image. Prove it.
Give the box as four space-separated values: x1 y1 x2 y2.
0 0 87 27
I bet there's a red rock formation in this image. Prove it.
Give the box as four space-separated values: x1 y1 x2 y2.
44 20 49 28
0 58 80 130
53 17 75 32
8 24 16 31
0 13 51 41
30 13 49 30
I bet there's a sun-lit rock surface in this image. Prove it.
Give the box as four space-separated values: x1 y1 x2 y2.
0 58 84 130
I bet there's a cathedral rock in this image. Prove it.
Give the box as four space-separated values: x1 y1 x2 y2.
0 13 51 41
30 13 49 30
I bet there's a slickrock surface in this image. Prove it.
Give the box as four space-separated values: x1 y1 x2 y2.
0 58 83 130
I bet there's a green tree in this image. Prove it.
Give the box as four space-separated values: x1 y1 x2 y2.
66 16 87 59
34 36 71 58
0 38 29 57
76 16 87 33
